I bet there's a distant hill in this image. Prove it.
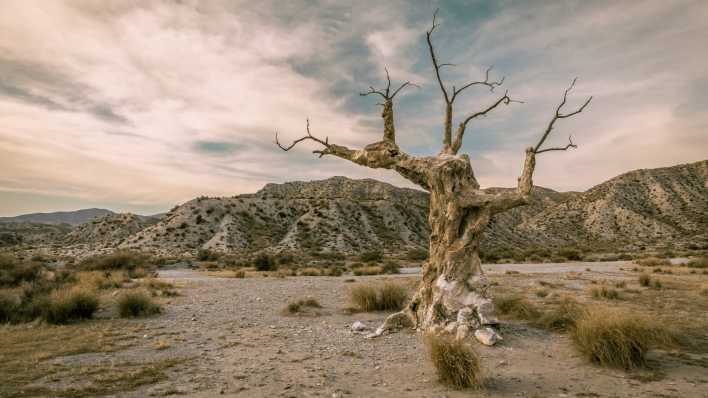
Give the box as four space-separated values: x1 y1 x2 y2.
4 160 706 255
0 208 114 226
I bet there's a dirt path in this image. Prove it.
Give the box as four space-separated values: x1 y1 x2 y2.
108 261 708 397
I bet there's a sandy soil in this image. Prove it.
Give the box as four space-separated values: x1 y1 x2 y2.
82 261 707 398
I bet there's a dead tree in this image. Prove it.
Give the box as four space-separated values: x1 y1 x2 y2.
275 11 591 345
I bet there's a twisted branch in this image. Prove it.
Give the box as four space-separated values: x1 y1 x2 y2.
275 118 331 158
533 78 592 154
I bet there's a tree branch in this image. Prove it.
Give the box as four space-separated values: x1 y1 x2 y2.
451 66 505 101
533 78 592 154
275 118 331 158
448 90 522 154
359 68 419 144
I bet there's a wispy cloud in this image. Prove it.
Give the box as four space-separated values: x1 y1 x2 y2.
0 0 706 215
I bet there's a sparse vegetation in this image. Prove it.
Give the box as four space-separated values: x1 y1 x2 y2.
117 291 162 318
639 273 651 287
493 294 541 320
426 334 483 389
534 296 584 331
571 306 676 369
686 256 708 268
406 248 429 261
636 257 671 267
349 282 407 312
359 250 383 263
590 286 621 300
284 297 322 315
42 287 99 324
353 266 384 276
254 253 276 271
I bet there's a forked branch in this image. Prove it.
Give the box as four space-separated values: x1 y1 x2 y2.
359 67 419 101
275 118 331 158
533 78 592 154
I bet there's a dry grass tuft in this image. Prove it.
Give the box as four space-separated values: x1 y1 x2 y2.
493 294 541 320
426 334 483 389
352 266 384 276
349 282 407 312
590 286 621 300
639 273 651 287
284 297 322 315
636 257 670 267
686 256 708 269
117 291 161 318
534 296 585 331
571 306 676 369
42 287 99 324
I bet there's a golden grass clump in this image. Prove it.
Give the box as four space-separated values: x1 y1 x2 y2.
42 287 99 324
426 334 483 389
639 273 651 287
117 291 161 318
283 297 322 315
635 257 670 267
571 306 675 369
349 282 407 312
590 286 621 300
534 296 585 331
686 256 708 269
493 294 541 320
352 266 384 276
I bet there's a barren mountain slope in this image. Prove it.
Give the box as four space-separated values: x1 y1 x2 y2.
121 177 430 254
513 159 708 250
65 213 159 247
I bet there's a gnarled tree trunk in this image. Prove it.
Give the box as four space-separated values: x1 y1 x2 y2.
274 11 591 345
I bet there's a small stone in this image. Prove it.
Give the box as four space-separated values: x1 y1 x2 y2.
474 327 502 346
351 321 367 332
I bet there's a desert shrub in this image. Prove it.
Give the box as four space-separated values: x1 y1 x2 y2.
571 306 675 369
614 281 627 289
426 334 483 389
590 286 621 300
118 291 161 318
298 267 321 276
493 294 540 320
325 267 344 277
535 289 549 298
406 248 429 261
636 257 670 267
686 256 708 269
381 260 400 274
254 254 276 271
276 253 295 264
78 251 147 271
0 256 43 287
0 290 21 323
527 254 544 263
143 278 178 297
197 249 219 261
639 273 651 287
652 279 662 289
352 266 383 276
42 287 99 324
359 250 383 263
284 297 321 315
535 296 585 331
350 282 407 312
557 248 582 261
232 270 246 278
550 256 568 263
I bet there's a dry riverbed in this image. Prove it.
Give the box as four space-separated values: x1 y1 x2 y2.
2 261 707 397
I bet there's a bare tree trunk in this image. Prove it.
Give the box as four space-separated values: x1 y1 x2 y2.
274 10 591 345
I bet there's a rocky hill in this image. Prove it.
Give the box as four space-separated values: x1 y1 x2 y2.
5 160 705 255
0 208 114 226
509 159 708 250
0 222 73 247
121 177 430 254
64 213 159 247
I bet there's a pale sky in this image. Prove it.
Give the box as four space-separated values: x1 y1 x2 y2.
1 0 707 216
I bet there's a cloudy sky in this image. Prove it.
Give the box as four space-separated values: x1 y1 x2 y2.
1 0 706 216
